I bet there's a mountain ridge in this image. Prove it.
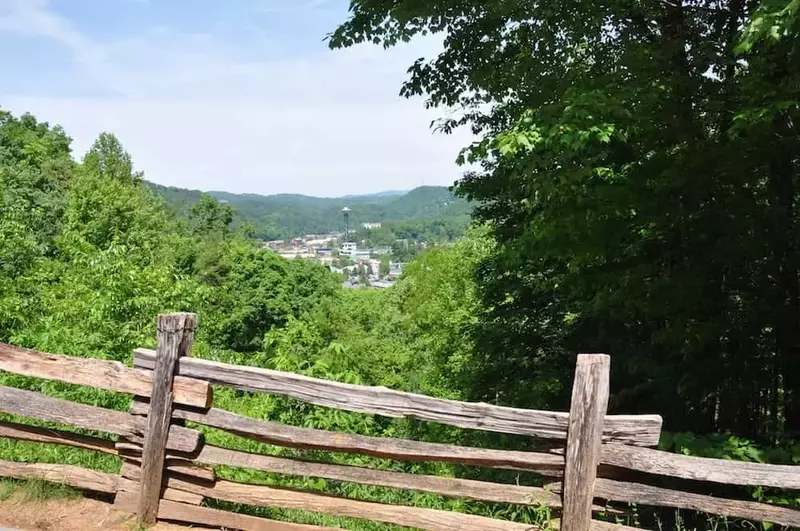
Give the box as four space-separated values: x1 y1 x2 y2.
146 182 470 240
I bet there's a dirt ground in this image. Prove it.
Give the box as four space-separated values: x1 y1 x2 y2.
0 493 198 531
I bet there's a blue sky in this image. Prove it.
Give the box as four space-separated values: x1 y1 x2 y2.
0 0 472 196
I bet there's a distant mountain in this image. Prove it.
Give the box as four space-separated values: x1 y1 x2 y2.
146 183 470 240
341 190 408 200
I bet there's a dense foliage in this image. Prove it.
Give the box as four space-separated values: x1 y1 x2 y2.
4 0 800 519
353 217 468 246
330 0 800 446
0 109 511 529
149 181 470 241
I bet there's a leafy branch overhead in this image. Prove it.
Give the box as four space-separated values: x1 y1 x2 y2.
331 0 800 439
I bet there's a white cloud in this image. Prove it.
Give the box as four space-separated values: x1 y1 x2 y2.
0 0 135 96
7 97 472 196
0 0 475 196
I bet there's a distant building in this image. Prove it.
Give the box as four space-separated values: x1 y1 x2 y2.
362 222 382 229
277 248 316 260
307 237 335 247
367 259 381 277
388 262 404 278
340 242 357 257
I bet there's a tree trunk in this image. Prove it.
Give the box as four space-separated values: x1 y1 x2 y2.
769 108 800 436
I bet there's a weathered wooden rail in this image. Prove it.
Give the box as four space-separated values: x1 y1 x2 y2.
0 312 798 531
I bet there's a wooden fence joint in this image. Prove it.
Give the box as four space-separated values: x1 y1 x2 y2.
136 312 197 525
561 354 611 531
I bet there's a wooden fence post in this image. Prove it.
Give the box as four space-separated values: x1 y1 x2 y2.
137 312 197 525
561 354 610 531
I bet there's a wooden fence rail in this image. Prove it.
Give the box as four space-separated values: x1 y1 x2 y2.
133 348 662 445
0 342 211 407
0 312 798 531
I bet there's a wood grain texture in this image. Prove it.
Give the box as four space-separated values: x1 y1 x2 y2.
195 444 562 508
546 519 642 531
114 490 637 531
600 443 800 489
0 458 118 493
117 441 619 514
150 403 566 475
592 478 800 527
137 312 197 525
128 395 150 418
0 384 201 453
120 459 215 484
0 420 117 454
135 348 661 445
0 342 210 407
161 487 204 505
562 354 611 531
117 477 205 505
164 475 541 531
115 440 148 455
114 491 341 531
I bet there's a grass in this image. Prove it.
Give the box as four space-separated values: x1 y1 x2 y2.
0 478 81 502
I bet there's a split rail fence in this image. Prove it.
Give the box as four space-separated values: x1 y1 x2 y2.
0 312 798 531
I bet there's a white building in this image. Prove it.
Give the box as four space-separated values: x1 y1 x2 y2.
340 242 358 257
277 248 316 260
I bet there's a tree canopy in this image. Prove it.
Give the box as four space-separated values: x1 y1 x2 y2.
331 0 800 440
2 91 798 528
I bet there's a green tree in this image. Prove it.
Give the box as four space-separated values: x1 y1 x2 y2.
63 133 168 256
188 194 233 237
81 132 138 184
331 0 800 440
0 111 73 341
395 228 492 398
203 243 340 353
391 239 421 262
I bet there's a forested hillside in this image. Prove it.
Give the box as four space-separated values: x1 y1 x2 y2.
148 181 470 240
2 104 798 530
2 0 800 525
0 109 498 530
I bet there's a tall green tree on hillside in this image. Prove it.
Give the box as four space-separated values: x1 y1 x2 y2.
82 132 139 183
188 194 233 237
331 0 800 439
38 133 200 357
63 133 168 256
0 111 72 269
0 111 73 341
395 228 493 399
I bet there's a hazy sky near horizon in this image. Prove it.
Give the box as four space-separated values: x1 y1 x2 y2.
0 0 473 196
